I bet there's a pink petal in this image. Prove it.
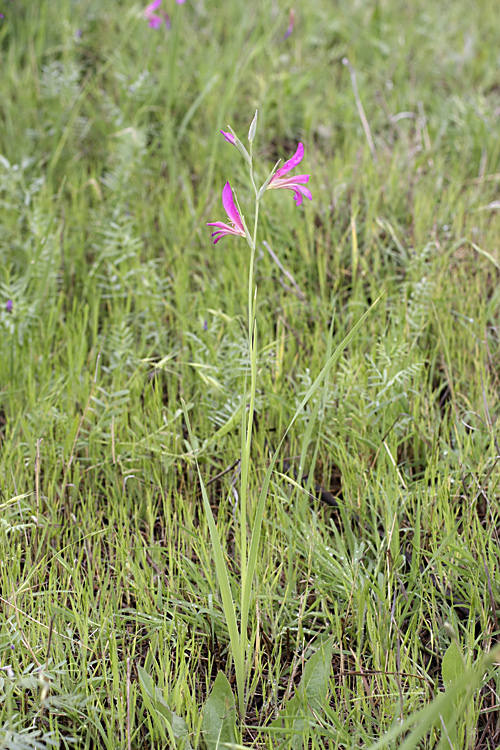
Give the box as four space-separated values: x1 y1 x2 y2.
221 182 244 231
207 222 241 244
206 221 233 230
292 185 312 205
145 0 162 12
277 184 312 206
207 183 246 244
210 233 227 244
268 175 312 206
221 130 236 145
274 142 304 178
277 173 310 185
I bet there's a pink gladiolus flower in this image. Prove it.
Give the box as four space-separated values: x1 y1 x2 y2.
144 0 167 28
267 142 312 206
207 182 246 244
221 130 236 145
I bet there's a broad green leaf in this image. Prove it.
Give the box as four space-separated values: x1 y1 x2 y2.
442 641 465 686
438 642 465 749
138 666 192 749
296 638 333 711
202 671 237 750
271 639 333 749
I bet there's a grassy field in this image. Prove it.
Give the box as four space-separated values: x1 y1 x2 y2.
1 0 500 747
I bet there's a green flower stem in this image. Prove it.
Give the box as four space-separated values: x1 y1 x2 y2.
238 146 261 709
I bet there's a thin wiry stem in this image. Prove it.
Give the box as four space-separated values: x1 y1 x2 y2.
342 56 377 164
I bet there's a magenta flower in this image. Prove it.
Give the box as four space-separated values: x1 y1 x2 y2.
221 130 236 145
267 142 312 206
144 0 184 28
144 0 168 28
207 182 246 244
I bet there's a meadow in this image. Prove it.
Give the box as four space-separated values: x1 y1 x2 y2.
1 0 500 747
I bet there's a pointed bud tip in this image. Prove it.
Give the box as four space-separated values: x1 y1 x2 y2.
248 110 258 144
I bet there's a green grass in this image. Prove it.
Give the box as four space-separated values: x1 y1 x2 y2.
1 0 500 747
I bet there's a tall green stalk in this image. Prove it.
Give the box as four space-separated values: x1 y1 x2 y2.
239 138 261 706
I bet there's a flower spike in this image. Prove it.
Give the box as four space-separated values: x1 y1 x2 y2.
207 182 246 244
267 142 312 206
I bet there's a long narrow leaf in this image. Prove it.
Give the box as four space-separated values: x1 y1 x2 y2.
242 298 381 622
366 644 500 750
182 401 245 717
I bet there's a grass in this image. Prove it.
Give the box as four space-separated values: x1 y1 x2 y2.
1 0 500 747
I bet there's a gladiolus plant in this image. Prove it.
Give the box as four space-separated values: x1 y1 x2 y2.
185 112 374 719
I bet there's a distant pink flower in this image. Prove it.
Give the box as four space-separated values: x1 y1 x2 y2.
144 0 184 28
144 0 168 28
0 0 14 19
221 130 236 145
267 142 312 206
283 8 295 39
207 182 246 244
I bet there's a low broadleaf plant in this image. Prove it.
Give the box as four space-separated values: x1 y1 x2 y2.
138 666 193 749
269 638 333 749
201 671 237 750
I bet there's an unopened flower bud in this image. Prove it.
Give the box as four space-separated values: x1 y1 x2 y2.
248 110 258 144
